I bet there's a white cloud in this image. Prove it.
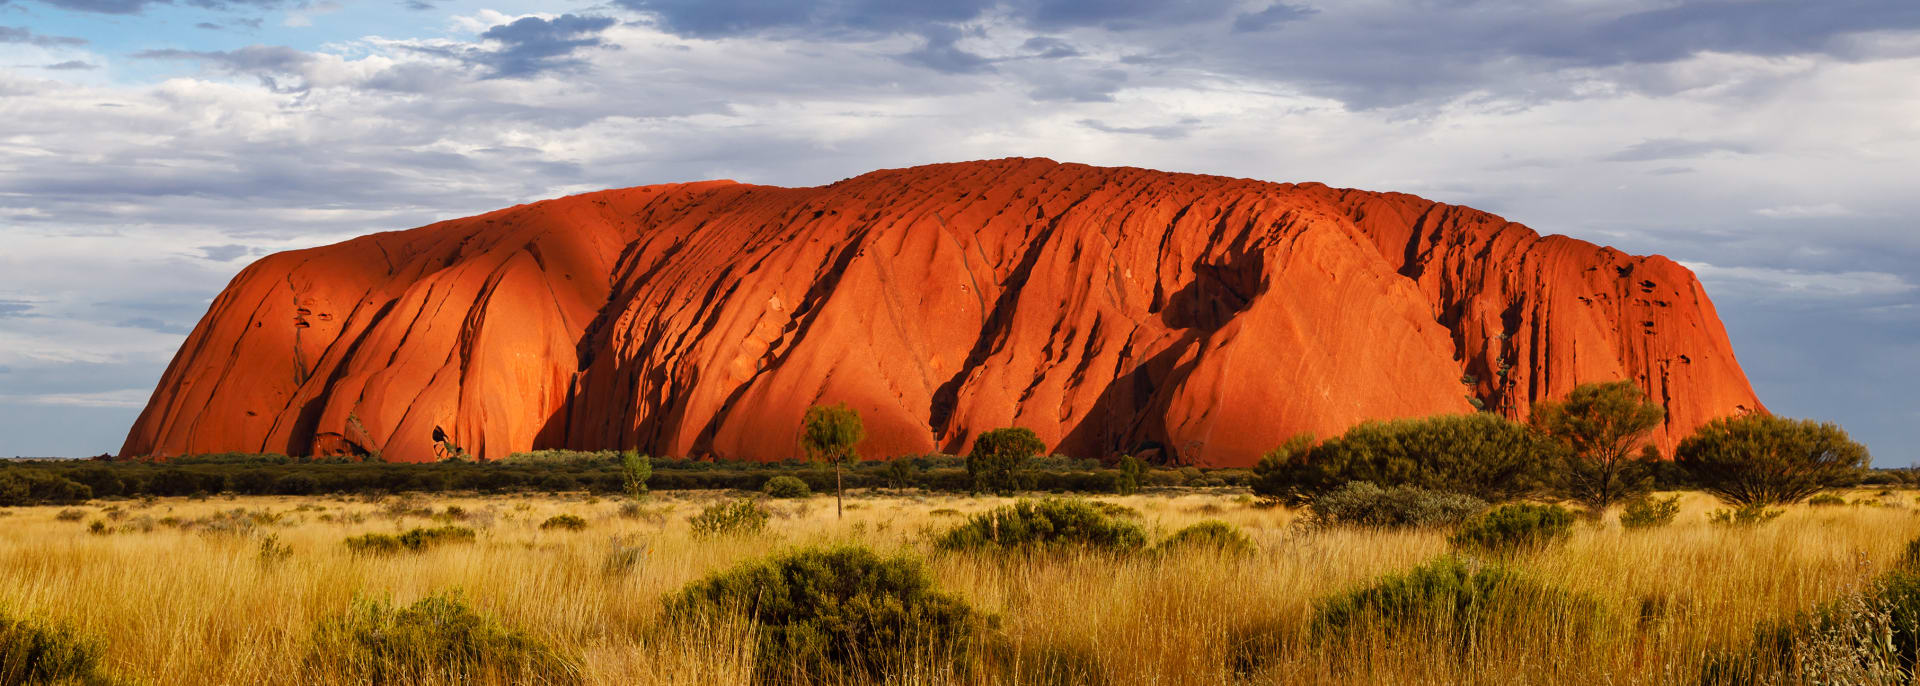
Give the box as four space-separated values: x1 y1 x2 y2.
1680 262 1917 299
1755 203 1854 218
0 389 152 408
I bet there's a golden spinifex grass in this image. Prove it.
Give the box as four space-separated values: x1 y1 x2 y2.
0 489 1914 685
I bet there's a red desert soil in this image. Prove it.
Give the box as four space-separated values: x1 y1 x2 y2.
122 158 1762 466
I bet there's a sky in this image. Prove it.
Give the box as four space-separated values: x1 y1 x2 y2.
0 0 1914 464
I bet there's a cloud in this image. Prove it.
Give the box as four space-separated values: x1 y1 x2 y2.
1604 138 1752 162
196 244 252 261
1020 36 1079 59
114 317 191 334
0 299 36 317
901 23 992 73
1232 3 1315 33
1755 203 1854 219
43 60 97 70
407 14 619 79
1682 262 1916 299
1 0 287 14
135 45 315 91
1078 117 1198 139
0 388 152 408
0 26 88 46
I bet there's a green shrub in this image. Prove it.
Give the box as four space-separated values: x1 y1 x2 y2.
760 476 811 499
1253 414 1560 503
345 526 476 555
663 545 984 684
968 428 1045 495
1708 504 1784 527
1619 494 1681 530
1115 455 1145 496
539 514 588 531
0 470 92 507
1308 481 1488 528
1529 380 1665 510
688 499 769 538
308 591 578 684
1311 556 1600 647
1807 493 1848 507
0 607 118 686
1677 414 1869 506
1705 569 1920 684
1154 520 1254 556
934 498 1146 554
1448 503 1574 554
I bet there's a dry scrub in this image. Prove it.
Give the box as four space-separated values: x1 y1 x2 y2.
0 489 1914 684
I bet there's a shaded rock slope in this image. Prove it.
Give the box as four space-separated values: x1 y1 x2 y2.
122 158 1762 466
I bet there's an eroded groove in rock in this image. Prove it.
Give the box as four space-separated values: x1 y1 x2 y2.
122 159 1762 466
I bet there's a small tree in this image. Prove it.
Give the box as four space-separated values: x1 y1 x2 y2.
619 450 651 501
800 404 865 518
967 428 1045 495
1116 454 1145 496
1530 380 1666 512
1676 414 1868 506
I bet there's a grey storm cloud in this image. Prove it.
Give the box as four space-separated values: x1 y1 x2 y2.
395 14 618 79
473 14 618 78
0 26 88 46
0 299 35 317
43 60 98 70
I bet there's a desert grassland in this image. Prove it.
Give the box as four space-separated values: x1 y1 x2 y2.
1 489 1916 685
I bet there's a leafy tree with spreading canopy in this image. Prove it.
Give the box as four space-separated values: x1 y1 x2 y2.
1676 414 1868 506
800 403 865 518
967 428 1045 495
1253 413 1560 503
1529 380 1665 511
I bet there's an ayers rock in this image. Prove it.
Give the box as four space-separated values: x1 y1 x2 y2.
122 158 1762 466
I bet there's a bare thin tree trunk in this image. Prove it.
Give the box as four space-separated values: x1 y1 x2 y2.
835 460 844 519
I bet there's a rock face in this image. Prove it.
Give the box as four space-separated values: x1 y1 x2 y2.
121 159 1763 466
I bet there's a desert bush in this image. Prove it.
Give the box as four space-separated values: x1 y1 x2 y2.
1154 520 1254 556
0 606 118 686
1087 501 1140 519
1677 414 1869 506
688 499 769 538
933 498 1146 554
345 526 475 555
1307 481 1487 528
308 591 578 684
1704 568 1920 684
662 545 984 684
1115 455 1145 496
1619 494 1681 529
1448 503 1574 554
1807 493 1848 507
539 514 588 531
1708 504 1784 527
1530 380 1665 510
0 470 91 507
1311 555 1601 648
602 536 646 578
1253 414 1560 503
54 509 85 522
968 427 1045 495
760 476 811 499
